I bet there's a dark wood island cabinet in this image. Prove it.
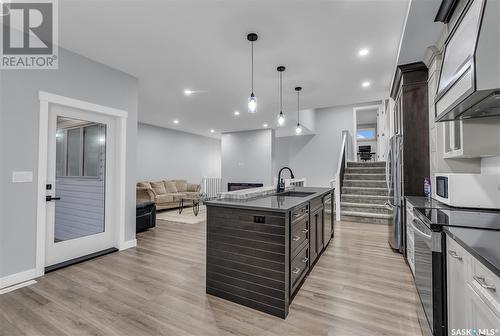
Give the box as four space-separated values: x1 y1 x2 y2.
205 187 334 319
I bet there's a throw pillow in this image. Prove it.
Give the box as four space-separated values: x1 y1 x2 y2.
187 183 199 192
150 181 167 195
174 180 188 192
137 181 151 189
164 181 178 193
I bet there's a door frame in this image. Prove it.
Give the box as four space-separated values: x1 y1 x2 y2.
352 104 383 162
35 91 129 277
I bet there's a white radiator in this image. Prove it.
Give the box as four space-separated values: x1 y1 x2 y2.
202 177 222 199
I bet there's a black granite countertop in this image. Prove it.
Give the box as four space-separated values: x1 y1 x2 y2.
205 187 333 212
443 226 500 277
405 196 450 209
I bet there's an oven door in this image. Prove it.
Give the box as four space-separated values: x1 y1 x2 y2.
413 218 435 335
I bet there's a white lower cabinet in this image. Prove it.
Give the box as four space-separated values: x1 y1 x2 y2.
446 235 500 335
466 284 500 335
446 236 469 332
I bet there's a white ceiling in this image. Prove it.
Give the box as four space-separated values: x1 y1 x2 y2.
59 0 410 138
397 0 444 65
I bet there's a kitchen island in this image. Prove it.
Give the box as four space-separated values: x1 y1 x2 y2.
204 187 334 318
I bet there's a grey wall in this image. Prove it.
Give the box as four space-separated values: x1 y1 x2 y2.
221 129 275 191
275 104 357 187
137 123 221 183
0 48 138 278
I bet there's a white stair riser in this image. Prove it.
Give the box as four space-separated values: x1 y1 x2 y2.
346 162 386 168
343 180 387 188
342 187 389 196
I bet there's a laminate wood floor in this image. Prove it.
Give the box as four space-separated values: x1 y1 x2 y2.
0 220 423 336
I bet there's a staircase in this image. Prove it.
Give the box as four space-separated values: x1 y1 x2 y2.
340 161 391 224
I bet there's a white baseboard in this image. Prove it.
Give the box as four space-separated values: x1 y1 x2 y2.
119 239 137 251
0 280 37 295
0 268 38 290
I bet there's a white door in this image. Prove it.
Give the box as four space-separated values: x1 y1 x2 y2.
45 104 116 267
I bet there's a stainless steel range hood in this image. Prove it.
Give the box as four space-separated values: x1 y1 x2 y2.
435 0 500 122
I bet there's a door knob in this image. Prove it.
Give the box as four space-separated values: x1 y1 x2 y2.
46 196 61 202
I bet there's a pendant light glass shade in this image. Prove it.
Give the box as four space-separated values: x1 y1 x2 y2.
247 33 258 113
277 66 286 126
295 86 302 135
278 112 285 126
295 124 302 134
248 93 257 113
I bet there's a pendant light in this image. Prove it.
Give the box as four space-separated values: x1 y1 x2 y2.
295 86 303 134
247 33 258 113
277 66 286 126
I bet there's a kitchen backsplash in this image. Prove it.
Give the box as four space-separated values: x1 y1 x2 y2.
481 157 500 174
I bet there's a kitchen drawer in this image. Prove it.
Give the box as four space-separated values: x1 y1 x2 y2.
291 244 309 293
291 204 309 223
291 218 309 258
310 197 323 212
470 255 500 312
466 281 500 331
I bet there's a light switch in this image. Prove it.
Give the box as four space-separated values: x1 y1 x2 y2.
12 171 33 183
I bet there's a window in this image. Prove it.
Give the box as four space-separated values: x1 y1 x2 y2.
56 123 105 178
357 128 376 140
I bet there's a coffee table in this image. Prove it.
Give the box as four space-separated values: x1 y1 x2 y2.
178 194 205 216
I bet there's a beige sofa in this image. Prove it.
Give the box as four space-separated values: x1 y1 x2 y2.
137 179 201 210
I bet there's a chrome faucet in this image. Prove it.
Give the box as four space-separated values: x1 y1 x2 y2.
276 167 295 193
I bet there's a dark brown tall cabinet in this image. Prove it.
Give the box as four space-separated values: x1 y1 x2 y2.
390 62 430 198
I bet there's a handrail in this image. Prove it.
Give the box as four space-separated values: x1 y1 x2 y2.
334 131 352 221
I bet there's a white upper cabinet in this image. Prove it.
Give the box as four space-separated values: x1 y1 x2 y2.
435 0 500 121
442 117 500 159
437 0 482 96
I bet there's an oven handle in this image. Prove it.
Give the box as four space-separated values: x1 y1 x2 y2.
413 219 432 239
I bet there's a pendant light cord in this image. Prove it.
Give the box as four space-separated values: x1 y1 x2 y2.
297 90 300 124
279 71 283 112
251 41 254 93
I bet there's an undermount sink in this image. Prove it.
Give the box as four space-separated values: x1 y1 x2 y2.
276 191 315 197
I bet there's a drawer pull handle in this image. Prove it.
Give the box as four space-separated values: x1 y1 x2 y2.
292 236 301 241
301 229 308 234
301 257 309 263
448 250 462 260
292 267 301 274
473 275 496 292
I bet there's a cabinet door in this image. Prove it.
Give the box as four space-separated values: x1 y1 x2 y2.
316 209 324 253
466 284 500 334
309 210 317 263
447 236 468 332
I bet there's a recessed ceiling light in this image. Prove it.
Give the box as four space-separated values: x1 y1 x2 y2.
184 89 193 95
263 123 268 128
234 111 240 116
362 81 371 88
358 48 369 56
210 129 215 133
173 119 179 124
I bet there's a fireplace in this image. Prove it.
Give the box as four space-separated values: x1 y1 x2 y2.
227 183 263 192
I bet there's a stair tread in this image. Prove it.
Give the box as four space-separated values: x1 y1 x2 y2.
340 202 386 208
341 211 392 219
344 179 386 183
343 186 388 190
341 194 389 199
